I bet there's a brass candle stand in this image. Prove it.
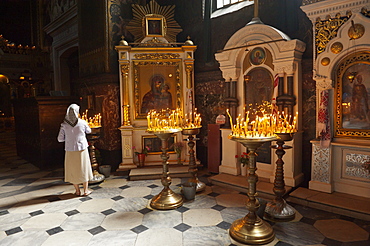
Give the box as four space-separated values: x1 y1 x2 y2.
182 127 206 192
148 130 184 210
229 136 276 245
87 127 105 184
265 132 296 221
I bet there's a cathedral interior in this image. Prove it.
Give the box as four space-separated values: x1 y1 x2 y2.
0 0 369 245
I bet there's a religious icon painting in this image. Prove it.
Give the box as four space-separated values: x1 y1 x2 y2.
244 67 273 106
133 60 182 120
145 16 165 37
335 51 370 138
250 47 266 65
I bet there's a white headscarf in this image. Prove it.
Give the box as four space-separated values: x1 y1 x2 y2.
64 104 79 127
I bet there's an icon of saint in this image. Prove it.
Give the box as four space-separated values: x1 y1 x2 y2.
351 74 369 120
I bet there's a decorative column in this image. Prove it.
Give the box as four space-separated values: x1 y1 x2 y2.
117 44 136 171
118 128 136 170
185 62 193 90
121 63 131 126
184 61 195 120
309 78 333 193
118 63 135 169
309 140 332 192
286 75 296 116
183 41 196 121
276 73 296 115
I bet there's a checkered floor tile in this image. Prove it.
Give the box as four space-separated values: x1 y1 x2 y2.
1 131 369 245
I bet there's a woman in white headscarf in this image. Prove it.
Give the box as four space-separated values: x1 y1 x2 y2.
57 104 93 196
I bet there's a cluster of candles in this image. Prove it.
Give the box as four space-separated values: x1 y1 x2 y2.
81 110 102 128
228 103 297 139
274 111 298 134
183 109 202 129
146 108 202 132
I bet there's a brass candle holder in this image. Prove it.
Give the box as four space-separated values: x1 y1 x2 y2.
148 129 184 210
182 127 205 192
229 136 277 245
87 127 105 184
265 132 296 221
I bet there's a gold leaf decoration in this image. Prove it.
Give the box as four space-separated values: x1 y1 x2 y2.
126 0 182 43
361 7 370 18
321 57 330 66
315 13 351 55
330 42 343 54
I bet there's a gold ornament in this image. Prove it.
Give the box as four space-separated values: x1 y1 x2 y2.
361 7 370 18
330 42 343 54
321 57 330 66
315 14 350 55
134 53 180 59
348 21 365 40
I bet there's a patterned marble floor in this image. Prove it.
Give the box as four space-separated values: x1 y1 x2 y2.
0 131 369 246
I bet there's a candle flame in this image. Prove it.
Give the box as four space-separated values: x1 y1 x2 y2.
228 102 297 139
146 108 202 132
82 109 102 128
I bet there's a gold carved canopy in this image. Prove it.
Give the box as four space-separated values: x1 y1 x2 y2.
126 0 182 43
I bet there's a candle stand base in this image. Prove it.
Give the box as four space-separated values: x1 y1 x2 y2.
150 188 184 210
148 130 184 210
230 216 275 245
264 200 296 222
186 176 206 193
89 170 105 184
195 180 206 192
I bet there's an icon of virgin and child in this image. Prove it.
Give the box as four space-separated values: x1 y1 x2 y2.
141 74 173 114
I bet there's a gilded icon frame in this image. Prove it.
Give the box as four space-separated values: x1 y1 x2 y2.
335 52 370 138
133 60 182 119
145 16 165 37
